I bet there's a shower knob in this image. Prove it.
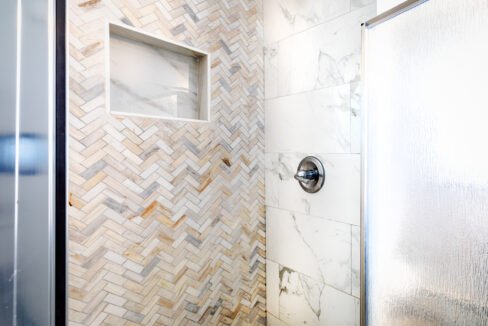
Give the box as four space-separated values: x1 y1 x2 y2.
294 156 325 193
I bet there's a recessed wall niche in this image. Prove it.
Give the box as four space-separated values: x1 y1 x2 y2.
107 22 210 122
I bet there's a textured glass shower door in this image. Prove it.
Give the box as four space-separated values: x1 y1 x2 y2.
363 0 488 325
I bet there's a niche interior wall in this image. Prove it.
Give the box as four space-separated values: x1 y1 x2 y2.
68 1 265 325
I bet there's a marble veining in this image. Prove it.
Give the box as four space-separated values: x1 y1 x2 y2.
278 266 359 326
264 4 376 99
280 267 325 323
110 34 200 119
267 207 352 293
264 0 351 44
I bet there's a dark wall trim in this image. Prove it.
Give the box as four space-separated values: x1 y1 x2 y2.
55 0 67 324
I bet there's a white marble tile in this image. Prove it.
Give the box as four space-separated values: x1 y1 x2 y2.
279 267 324 325
354 297 360 326
267 207 351 293
351 0 376 10
110 34 199 119
264 4 376 99
265 153 360 225
265 85 351 154
264 0 350 44
267 260 280 317
322 285 358 326
267 209 322 281
267 313 288 326
378 0 402 13
278 267 358 325
350 82 362 154
351 225 361 298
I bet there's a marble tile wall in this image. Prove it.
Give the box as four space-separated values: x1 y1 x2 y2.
68 0 265 325
264 1 376 324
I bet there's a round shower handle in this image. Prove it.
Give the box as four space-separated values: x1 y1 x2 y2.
294 156 325 193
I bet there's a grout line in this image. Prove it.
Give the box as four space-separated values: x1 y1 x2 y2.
277 262 281 321
268 312 292 326
264 81 353 102
351 224 354 296
264 205 360 227
349 82 354 154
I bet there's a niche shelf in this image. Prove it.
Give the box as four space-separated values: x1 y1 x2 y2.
106 22 210 122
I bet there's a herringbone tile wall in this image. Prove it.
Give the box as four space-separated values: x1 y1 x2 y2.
68 0 265 325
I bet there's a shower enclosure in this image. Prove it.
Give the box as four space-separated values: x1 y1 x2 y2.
0 0 66 324
363 0 488 325
3 0 488 324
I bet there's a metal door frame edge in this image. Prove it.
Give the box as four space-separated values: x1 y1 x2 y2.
54 0 67 324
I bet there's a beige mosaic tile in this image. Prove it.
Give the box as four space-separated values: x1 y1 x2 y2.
68 0 265 324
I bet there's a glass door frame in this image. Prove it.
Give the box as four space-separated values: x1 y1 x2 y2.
55 0 67 324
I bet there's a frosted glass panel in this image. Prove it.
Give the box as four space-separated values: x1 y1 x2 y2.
17 0 54 324
0 1 18 324
364 0 488 325
0 0 55 324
